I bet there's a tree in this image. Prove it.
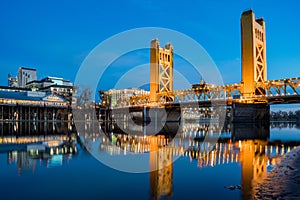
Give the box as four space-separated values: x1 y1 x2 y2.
295 110 300 121
76 86 93 108
288 111 295 120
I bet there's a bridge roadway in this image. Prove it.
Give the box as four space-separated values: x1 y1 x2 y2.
103 78 300 123
116 77 300 107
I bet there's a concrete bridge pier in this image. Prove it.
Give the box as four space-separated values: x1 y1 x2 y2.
231 102 270 123
108 106 181 131
142 106 181 123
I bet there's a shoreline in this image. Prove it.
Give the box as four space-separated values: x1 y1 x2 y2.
255 145 300 199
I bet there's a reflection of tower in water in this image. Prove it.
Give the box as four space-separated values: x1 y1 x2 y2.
150 136 173 200
238 140 267 199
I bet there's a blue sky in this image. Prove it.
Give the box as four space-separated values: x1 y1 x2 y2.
0 0 300 90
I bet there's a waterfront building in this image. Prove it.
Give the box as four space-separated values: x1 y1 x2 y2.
0 90 68 107
26 76 76 105
0 90 70 121
101 88 149 107
2 70 73 121
8 67 76 105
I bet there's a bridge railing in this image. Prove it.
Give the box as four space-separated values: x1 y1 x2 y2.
255 77 300 97
107 77 300 108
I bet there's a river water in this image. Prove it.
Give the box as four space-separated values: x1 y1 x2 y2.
0 121 299 200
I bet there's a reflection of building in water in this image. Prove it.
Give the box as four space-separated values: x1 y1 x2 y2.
0 135 69 145
47 155 63 168
190 140 294 169
4 134 77 174
150 136 173 200
195 142 240 168
7 147 76 174
8 151 37 173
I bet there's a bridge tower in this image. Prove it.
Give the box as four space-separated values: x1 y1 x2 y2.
241 10 267 96
150 39 174 103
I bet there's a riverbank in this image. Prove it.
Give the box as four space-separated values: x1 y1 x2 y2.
255 145 300 199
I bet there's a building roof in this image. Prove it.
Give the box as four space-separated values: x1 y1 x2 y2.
40 85 74 90
19 67 37 71
26 77 73 88
0 86 30 91
0 91 41 101
40 76 71 82
0 91 67 102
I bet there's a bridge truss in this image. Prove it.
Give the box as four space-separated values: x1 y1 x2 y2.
115 78 300 107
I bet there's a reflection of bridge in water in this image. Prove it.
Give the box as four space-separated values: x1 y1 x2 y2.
98 121 296 167
76 120 300 200
2 119 296 199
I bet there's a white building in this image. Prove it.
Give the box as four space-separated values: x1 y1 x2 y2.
25 76 75 105
106 88 149 107
17 67 37 87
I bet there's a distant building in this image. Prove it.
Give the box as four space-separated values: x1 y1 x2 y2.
26 76 76 105
8 74 18 87
17 67 37 87
40 85 76 105
39 76 73 87
101 88 149 107
7 67 76 105
26 76 73 89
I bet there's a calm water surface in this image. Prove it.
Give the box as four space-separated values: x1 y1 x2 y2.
0 121 299 200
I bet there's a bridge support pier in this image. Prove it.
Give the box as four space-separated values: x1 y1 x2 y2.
142 106 181 123
231 103 270 123
108 105 181 127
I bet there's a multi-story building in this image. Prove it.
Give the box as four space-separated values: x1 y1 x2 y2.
8 68 76 105
26 76 76 105
39 85 76 106
8 74 18 87
101 88 149 107
17 67 37 87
